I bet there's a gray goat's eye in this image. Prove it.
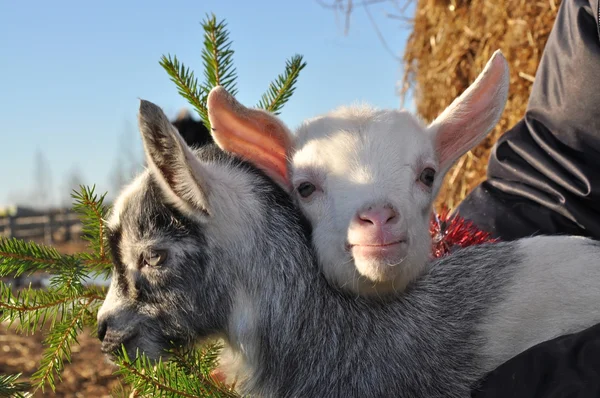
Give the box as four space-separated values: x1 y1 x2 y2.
143 249 168 268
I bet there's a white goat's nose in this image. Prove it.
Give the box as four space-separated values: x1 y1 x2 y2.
356 205 399 228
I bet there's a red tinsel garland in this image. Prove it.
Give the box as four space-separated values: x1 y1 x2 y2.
430 206 498 258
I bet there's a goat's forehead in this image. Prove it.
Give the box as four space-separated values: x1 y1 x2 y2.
108 172 184 238
107 172 150 231
293 110 433 173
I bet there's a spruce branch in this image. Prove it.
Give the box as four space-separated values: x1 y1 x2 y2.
167 343 236 396
159 54 210 129
115 348 239 398
110 381 136 398
30 297 96 393
0 237 111 280
0 238 64 277
169 343 223 380
257 55 307 114
71 185 110 261
201 14 238 98
0 374 32 398
0 282 103 335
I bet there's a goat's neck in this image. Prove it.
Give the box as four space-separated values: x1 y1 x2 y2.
223 238 521 396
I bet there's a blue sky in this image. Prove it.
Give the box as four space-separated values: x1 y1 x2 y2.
0 0 414 207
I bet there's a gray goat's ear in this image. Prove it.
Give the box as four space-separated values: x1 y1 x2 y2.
138 99 211 215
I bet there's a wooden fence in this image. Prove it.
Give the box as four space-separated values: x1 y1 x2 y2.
0 211 83 245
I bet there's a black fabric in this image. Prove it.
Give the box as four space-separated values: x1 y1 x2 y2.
472 322 600 398
456 0 600 242
456 0 600 396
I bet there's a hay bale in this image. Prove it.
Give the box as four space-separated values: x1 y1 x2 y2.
402 0 560 210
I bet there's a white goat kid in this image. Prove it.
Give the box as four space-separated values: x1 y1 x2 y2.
211 50 510 296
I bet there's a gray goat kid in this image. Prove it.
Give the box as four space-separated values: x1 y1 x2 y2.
97 98 600 398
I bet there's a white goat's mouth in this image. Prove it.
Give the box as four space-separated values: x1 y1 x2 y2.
349 240 406 248
346 238 409 262
346 235 408 250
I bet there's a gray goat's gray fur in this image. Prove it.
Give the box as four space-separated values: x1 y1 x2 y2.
97 99 600 398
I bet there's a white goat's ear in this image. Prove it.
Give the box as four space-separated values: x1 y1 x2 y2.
138 99 211 215
207 86 294 192
427 50 509 176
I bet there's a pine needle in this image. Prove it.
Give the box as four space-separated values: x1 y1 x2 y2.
201 14 238 99
0 282 103 335
256 55 307 114
114 347 239 398
30 297 96 393
0 238 64 277
159 54 210 129
0 374 32 398
70 185 110 260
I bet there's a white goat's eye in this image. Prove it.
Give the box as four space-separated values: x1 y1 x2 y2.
297 182 317 198
143 250 168 267
419 168 436 188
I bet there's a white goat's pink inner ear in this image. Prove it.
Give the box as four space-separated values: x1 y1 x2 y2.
207 86 293 191
431 50 509 172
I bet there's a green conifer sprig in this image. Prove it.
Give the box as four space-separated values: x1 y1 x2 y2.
115 347 239 398
201 14 238 98
0 238 65 277
0 185 110 395
160 14 306 132
30 297 96 393
70 185 112 274
159 54 209 128
256 54 307 114
0 282 103 335
0 373 32 398
169 343 224 381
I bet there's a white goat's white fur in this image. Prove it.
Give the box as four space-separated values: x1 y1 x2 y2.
290 50 510 296
292 107 434 295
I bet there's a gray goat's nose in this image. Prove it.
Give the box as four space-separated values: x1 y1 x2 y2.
97 319 108 342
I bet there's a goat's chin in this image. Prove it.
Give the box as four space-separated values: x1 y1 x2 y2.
318 240 427 297
351 253 427 297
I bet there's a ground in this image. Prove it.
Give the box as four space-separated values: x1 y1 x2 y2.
0 241 124 397
0 325 122 397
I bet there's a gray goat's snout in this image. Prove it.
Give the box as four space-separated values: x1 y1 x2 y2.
97 315 138 355
97 319 108 342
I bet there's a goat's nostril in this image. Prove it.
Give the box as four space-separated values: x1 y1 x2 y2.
97 320 108 342
357 206 399 227
359 215 375 225
386 212 397 224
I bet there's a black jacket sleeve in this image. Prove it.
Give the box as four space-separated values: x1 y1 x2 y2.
459 1 600 396
455 0 600 242
472 322 600 398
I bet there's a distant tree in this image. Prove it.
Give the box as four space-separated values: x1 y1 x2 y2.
61 166 85 207
317 0 414 106
317 0 411 41
108 120 142 197
32 150 54 209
